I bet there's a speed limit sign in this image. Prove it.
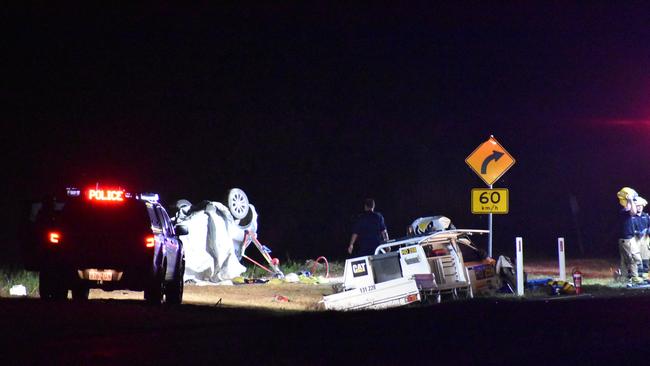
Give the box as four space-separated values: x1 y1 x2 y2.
471 188 509 214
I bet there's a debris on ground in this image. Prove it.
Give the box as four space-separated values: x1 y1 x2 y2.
272 295 289 302
299 274 319 284
626 281 650 289
284 273 300 283
9 285 27 296
232 277 269 284
547 280 576 295
526 278 577 295
230 273 332 286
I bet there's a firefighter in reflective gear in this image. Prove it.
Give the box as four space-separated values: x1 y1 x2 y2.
634 197 650 277
618 188 643 284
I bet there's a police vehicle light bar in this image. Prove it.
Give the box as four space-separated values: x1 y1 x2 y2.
137 193 159 202
87 188 125 202
66 187 81 197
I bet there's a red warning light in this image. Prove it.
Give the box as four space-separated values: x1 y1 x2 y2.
48 231 61 244
87 188 125 202
145 235 155 248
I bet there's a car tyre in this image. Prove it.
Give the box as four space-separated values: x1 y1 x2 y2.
225 188 249 220
165 257 185 305
39 270 68 301
71 285 90 301
236 206 254 227
144 266 165 305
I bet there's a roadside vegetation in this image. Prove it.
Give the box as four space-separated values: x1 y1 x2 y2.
242 258 344 278
0 265 38 297
0 258 638 301
0 259 345 298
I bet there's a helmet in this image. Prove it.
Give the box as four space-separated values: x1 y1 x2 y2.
618 187 638 207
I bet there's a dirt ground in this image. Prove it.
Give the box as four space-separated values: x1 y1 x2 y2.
524 258 619 279
88 281 338 311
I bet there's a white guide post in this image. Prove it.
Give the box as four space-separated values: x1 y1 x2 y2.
516 237 524 296
558 237 566 281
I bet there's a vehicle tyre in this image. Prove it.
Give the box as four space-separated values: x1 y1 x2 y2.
165 257 185 305
501 268 516 290
144 265 165 305
71 285 90 301
236 206 254 227
225 188 249 219
39 270 68 301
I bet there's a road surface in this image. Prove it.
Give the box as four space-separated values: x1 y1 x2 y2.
2 289 650 365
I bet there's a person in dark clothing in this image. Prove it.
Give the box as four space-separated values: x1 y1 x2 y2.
633 197 650 276
347 198 389 256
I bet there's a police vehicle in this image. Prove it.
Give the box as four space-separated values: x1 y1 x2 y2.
25 185 188 304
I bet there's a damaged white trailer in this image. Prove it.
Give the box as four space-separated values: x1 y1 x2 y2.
173 188 283 284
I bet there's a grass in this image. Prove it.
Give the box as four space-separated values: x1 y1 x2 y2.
242 258 345 278
0 258 344 298
0 265 39 297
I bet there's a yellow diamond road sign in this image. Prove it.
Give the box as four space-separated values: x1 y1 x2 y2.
465 136 515 186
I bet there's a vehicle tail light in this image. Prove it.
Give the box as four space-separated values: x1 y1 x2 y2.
145 235 155 248
48 231 61 245
406 294 418 303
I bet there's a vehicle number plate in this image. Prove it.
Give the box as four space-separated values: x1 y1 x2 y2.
88 270 113 281
359 285 376 294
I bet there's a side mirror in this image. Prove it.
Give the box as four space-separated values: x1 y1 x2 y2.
175 224 189 236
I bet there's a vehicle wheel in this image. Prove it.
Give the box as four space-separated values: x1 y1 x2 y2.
39 270 68 301
236 206 254 227
501 269 516 290
144 266 165 305
225 188 249 219
71 285 90 301
165 257 185 305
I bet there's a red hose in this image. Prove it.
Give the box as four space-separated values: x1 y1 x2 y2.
310 256 329 278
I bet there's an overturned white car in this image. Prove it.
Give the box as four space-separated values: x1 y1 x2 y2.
173 188 282 284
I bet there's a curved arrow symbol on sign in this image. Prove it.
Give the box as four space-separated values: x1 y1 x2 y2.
480 150 504 174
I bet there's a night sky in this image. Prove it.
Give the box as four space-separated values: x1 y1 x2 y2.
4 3 650 262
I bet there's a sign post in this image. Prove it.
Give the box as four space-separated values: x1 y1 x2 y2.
488 185 493 257
466 135 515 257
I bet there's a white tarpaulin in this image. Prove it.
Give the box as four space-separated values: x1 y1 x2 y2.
174 198 258 284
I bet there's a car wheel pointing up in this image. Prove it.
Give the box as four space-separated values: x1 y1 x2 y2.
226 188 249 219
